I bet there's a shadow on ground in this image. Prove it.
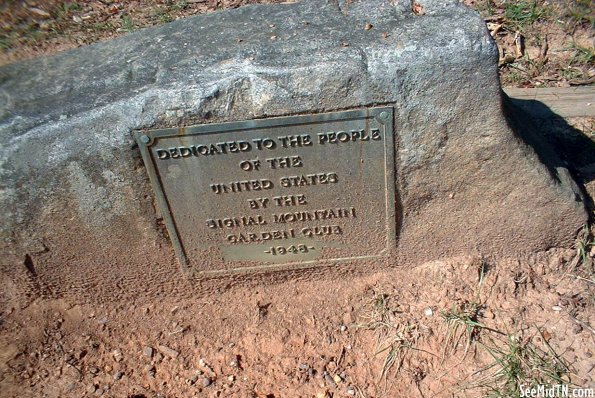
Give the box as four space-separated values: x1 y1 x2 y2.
505 93 595 221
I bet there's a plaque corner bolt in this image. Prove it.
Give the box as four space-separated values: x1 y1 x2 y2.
378 110 389 120
139 134 151 145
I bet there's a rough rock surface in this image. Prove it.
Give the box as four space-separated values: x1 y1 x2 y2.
0 0 587 304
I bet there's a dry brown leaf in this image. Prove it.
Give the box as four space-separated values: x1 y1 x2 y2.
412 2 425 15
499 54 516 66
514 32 524 58
487 22 502 38
539 35 548 62
28 7 50 18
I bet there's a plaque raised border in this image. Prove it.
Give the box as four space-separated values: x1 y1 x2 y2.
135 107 396 275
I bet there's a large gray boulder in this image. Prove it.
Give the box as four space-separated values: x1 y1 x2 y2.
0 0 587 304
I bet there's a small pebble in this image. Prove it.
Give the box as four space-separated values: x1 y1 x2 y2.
424 308 433 317
229 355 239 368
112 349 123 362
113 371 124 381
327 361 337 372
143 346 154 358
340 325 347 332
347 385 356 396
552 306 562 312
145 365 156 378
323 372 337 388
201 377 212 387
198 358 214 373
157 345 179 359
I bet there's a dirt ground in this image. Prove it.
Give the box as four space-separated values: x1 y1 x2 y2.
0 1 594 397
0 249 593 398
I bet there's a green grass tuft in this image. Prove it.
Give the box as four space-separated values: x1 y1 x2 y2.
442 301 485 358
464 332 573 397
504 0 552 32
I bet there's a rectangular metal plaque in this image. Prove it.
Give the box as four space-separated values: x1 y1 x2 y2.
135 107 396 275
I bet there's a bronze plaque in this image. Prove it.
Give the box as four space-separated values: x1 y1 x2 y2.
135 107 396 275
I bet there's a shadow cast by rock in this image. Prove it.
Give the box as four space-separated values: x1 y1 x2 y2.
503 92 595 221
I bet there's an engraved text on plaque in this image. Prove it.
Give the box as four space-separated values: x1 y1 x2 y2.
135 107 396 275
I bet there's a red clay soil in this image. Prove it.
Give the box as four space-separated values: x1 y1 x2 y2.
1 2 594 397
1 250 594 397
